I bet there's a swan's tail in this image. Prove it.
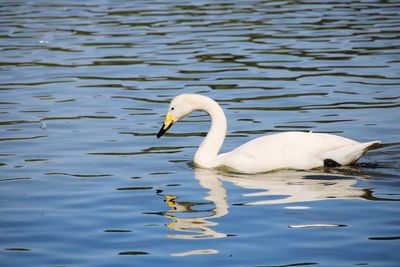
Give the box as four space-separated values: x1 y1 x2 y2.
321 140 381 166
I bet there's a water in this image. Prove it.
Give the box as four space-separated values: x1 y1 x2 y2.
1 0 400 266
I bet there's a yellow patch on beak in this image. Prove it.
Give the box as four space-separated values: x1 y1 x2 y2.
157 112 175 138
163 113 174 130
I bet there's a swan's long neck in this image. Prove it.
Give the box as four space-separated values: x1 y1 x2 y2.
193 96 227 168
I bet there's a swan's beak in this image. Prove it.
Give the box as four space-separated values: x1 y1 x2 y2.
157 112 174 138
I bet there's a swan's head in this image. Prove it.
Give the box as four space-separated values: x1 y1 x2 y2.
157 94 200 138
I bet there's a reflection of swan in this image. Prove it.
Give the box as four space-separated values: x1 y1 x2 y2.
160 167 372 240
157 94 380 173
216 170 367 206
194 167 370 206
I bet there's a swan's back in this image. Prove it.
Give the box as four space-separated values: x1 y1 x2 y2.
232 132 357 156
219 132 368 173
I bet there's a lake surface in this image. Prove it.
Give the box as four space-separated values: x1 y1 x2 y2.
1 0 400 266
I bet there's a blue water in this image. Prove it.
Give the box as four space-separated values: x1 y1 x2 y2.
1 0 400 266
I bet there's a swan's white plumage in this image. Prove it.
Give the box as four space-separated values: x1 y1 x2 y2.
158 94 380 174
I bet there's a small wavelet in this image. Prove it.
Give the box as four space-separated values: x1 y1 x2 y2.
118 251 149 256
45 172 112 178
289 224 346 229
170 249 218 257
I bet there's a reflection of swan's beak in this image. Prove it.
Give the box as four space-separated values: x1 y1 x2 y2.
157 113 174 138
164 195 177 208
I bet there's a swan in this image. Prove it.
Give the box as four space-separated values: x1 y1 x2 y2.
157 94 380 174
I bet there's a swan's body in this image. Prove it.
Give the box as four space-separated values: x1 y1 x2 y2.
157 94 380 174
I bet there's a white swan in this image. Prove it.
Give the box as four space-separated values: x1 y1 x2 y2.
157 94 380 174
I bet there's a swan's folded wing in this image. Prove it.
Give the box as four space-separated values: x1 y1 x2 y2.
219 132 364 173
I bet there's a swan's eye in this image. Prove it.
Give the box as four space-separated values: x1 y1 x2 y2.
171 107 175 111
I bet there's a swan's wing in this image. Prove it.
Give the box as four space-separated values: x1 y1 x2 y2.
230 132 358 157
220 132 363 173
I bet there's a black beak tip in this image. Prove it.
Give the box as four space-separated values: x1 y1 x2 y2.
156 122 173 139
157 128 164 139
